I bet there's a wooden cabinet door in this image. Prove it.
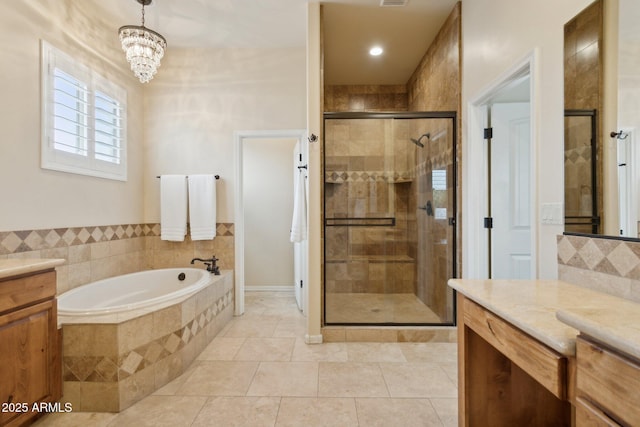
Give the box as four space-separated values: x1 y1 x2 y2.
577 338 640 426
0 300 57 426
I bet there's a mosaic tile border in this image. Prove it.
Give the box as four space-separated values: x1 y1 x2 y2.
0 222 235 255
63 288 233 383
324 155 454 185
565 146 591 165
557 233 640 280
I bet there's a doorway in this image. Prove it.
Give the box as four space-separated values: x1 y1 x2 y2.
234 129 308 316
490 101 532 279
323 112 457 325
466 55 536 279
616 128 637 237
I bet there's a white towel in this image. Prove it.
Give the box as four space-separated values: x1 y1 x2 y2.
290 169 307 242
188 174 217 240
160 175 188 241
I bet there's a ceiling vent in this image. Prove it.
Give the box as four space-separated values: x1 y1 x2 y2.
380 0 408 6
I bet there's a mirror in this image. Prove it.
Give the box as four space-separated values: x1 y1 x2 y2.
563 0 603 235
564 0 640 238
616 0 640 237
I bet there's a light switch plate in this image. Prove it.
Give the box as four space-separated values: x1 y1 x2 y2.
541 203 563 225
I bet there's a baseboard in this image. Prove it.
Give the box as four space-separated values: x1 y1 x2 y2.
244 285 295 293
305 334 323 344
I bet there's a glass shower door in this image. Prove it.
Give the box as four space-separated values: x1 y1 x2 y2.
564 110 598 233
323 113 456 326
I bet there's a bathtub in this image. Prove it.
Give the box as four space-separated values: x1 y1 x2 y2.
58 269 234 412
59 268 211 320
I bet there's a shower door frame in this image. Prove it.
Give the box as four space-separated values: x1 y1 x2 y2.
322 111 458 327
564 109 599 234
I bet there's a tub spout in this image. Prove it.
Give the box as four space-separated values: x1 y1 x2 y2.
190 256 220 275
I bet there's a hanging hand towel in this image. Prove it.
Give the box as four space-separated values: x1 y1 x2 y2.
160 175 188 241
290 169 307 242
188 174 217 240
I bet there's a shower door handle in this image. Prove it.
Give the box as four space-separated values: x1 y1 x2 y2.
418 201 434 216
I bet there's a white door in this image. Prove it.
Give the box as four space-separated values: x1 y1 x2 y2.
491 102 532 279
292 141 308 314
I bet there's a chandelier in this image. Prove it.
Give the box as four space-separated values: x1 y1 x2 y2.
119 0 167 84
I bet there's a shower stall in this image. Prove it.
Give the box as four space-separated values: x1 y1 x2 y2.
323 112 457 325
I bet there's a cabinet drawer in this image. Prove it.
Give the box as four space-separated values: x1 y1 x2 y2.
462 297 566 398
575 397 621 427
0 270 56 314
577 337 640 426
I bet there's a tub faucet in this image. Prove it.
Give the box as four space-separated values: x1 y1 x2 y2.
190 256 220 275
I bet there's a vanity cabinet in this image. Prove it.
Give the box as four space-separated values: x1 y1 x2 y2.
456 294 572 426
0 269 61 427
575 337 640 426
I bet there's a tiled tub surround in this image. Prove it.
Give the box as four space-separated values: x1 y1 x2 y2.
0 223 235 295
60 270 234 412
557 233 640 303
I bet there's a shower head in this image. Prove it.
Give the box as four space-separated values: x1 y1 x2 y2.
410 133 430 148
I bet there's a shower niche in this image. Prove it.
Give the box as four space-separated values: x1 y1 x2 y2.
323 112 457 326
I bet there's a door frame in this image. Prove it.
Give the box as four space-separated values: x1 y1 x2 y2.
617 127 637 237
322 111 458 326
234 129 307 316
465 50 539 279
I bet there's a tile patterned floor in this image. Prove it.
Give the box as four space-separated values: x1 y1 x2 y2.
35 292 458 427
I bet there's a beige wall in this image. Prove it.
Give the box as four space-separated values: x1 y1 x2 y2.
462 0 594 279
243 138 297 287
0 0 144 231
142 47 306 224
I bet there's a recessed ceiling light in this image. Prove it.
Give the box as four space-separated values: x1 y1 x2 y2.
369 46 383 56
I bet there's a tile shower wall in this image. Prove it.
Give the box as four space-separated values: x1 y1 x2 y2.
557 233 640 303
410 120 456 320
406 2 461 114
407 3 461 322
0 223 234 294
324 85 408 112
324 118 415 295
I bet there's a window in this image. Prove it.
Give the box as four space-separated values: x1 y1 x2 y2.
41 41 127 181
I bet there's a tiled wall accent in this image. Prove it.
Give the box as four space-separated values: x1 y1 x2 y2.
0 223 235 294
324 85 408 112
324 170 413 184
557 234 640 303
61 272 234 412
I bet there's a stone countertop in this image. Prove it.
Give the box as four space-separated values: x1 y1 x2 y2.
447 279 637 357
556 304 640 361
0 258 65 280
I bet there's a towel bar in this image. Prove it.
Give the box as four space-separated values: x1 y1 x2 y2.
156 175 220 179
